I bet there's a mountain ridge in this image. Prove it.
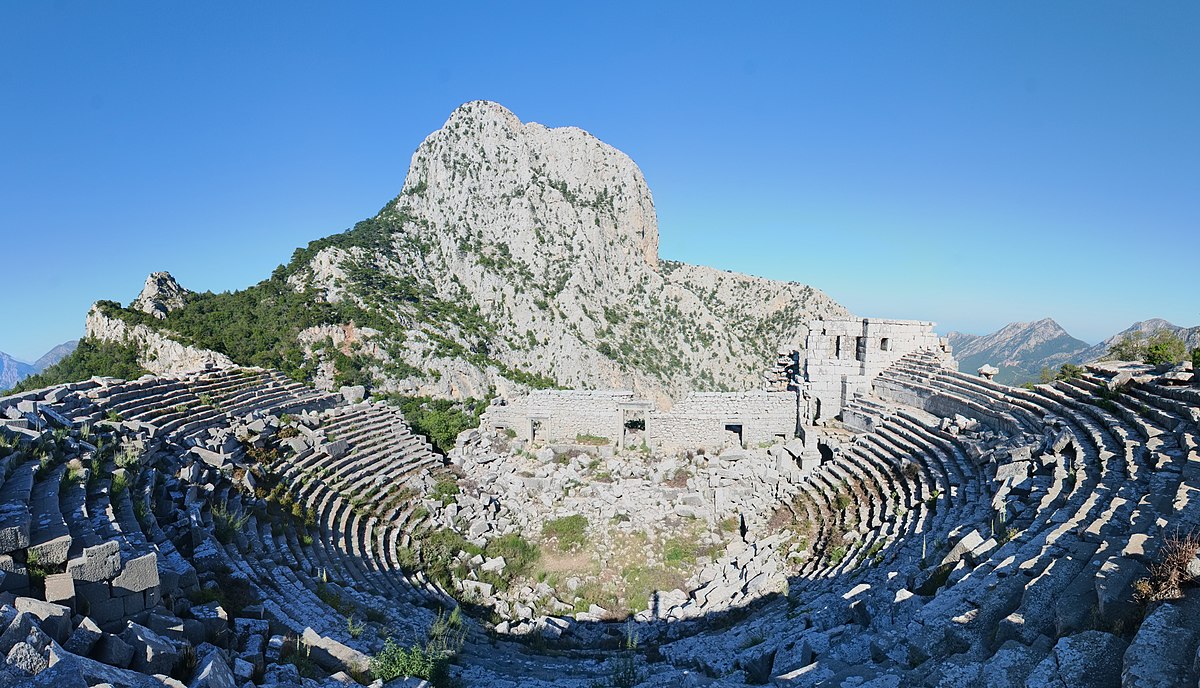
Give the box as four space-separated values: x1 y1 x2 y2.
85 100 849 404
947 317 1199 385
0 339 80 391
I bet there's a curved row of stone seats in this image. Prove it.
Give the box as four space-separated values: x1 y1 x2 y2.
0 374 476 685
185 367 338 420
787 401 990 593
231 397 461 618
623 353 1200 686
849 352 1200 682
203 480 437 662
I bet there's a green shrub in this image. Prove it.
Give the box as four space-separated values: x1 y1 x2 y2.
1145 330 1187 366
370 639 442 683
828 546 847 565
409 528 481 590
663 537 698 567
1107 332 1146 362
212 503 250 544
574 433 610 446
371 608 464 686
380 395 487 454
431 476 460 506
543 515 589 552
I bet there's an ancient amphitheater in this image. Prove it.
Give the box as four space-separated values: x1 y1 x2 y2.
1 316 1197 687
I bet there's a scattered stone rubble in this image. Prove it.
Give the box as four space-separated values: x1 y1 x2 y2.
437 430 800 629
0 338 1197 686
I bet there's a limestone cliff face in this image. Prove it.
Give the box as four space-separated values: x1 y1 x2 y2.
287 101 848 402
85 305 233 374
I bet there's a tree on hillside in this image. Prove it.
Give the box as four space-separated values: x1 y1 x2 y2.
1145 330 1187 366
1106 332 1146 362
6 338 148 394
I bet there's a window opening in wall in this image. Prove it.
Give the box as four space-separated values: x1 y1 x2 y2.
724 423 744 448
835 336 843 359
622 413 647 450
531 419 542 445
880 337 891 351
856 336 867 362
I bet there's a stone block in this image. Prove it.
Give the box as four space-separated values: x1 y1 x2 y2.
191 645 236 688
0 520 30 556
340 385 366 404
300 627 370 674
63 616 103 656
327 439 349 460
67 541 121 583
231 617 268 653
119 621 177 675
13 598 71 644
190 601 229 642
941 529 985 568
43 573 75 608
123 590 146 616
90 595 125 625
6 640 48 676
146 611 185 642
461 579 493 599
233 656 254 682
23 651 89 687
111 553 159 595
92 632 134 668
0 610 37 656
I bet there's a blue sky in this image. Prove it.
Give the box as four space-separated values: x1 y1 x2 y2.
2 2 1197 362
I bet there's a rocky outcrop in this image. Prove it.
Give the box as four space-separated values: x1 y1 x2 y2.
85 304 232 373
284 101 847 402
130 271 190 320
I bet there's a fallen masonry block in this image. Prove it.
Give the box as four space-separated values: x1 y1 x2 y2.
12 598 71 644
67 541 121 583
111 553 159 596
119 621 177 675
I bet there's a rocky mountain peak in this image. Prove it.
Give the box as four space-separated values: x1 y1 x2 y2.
131 271 190 320
394 99 659 270
97 102 848 402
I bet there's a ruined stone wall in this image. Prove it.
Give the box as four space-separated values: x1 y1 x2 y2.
483 389 799 453
802 318 953 422
649 391 798 454
482 390 634 444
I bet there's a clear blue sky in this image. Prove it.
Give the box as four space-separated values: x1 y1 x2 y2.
2 2 1197 362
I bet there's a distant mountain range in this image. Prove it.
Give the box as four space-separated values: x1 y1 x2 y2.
0 340 79 391
946 319 1199 385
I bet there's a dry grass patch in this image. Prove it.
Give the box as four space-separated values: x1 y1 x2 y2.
1134 531 1200 603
